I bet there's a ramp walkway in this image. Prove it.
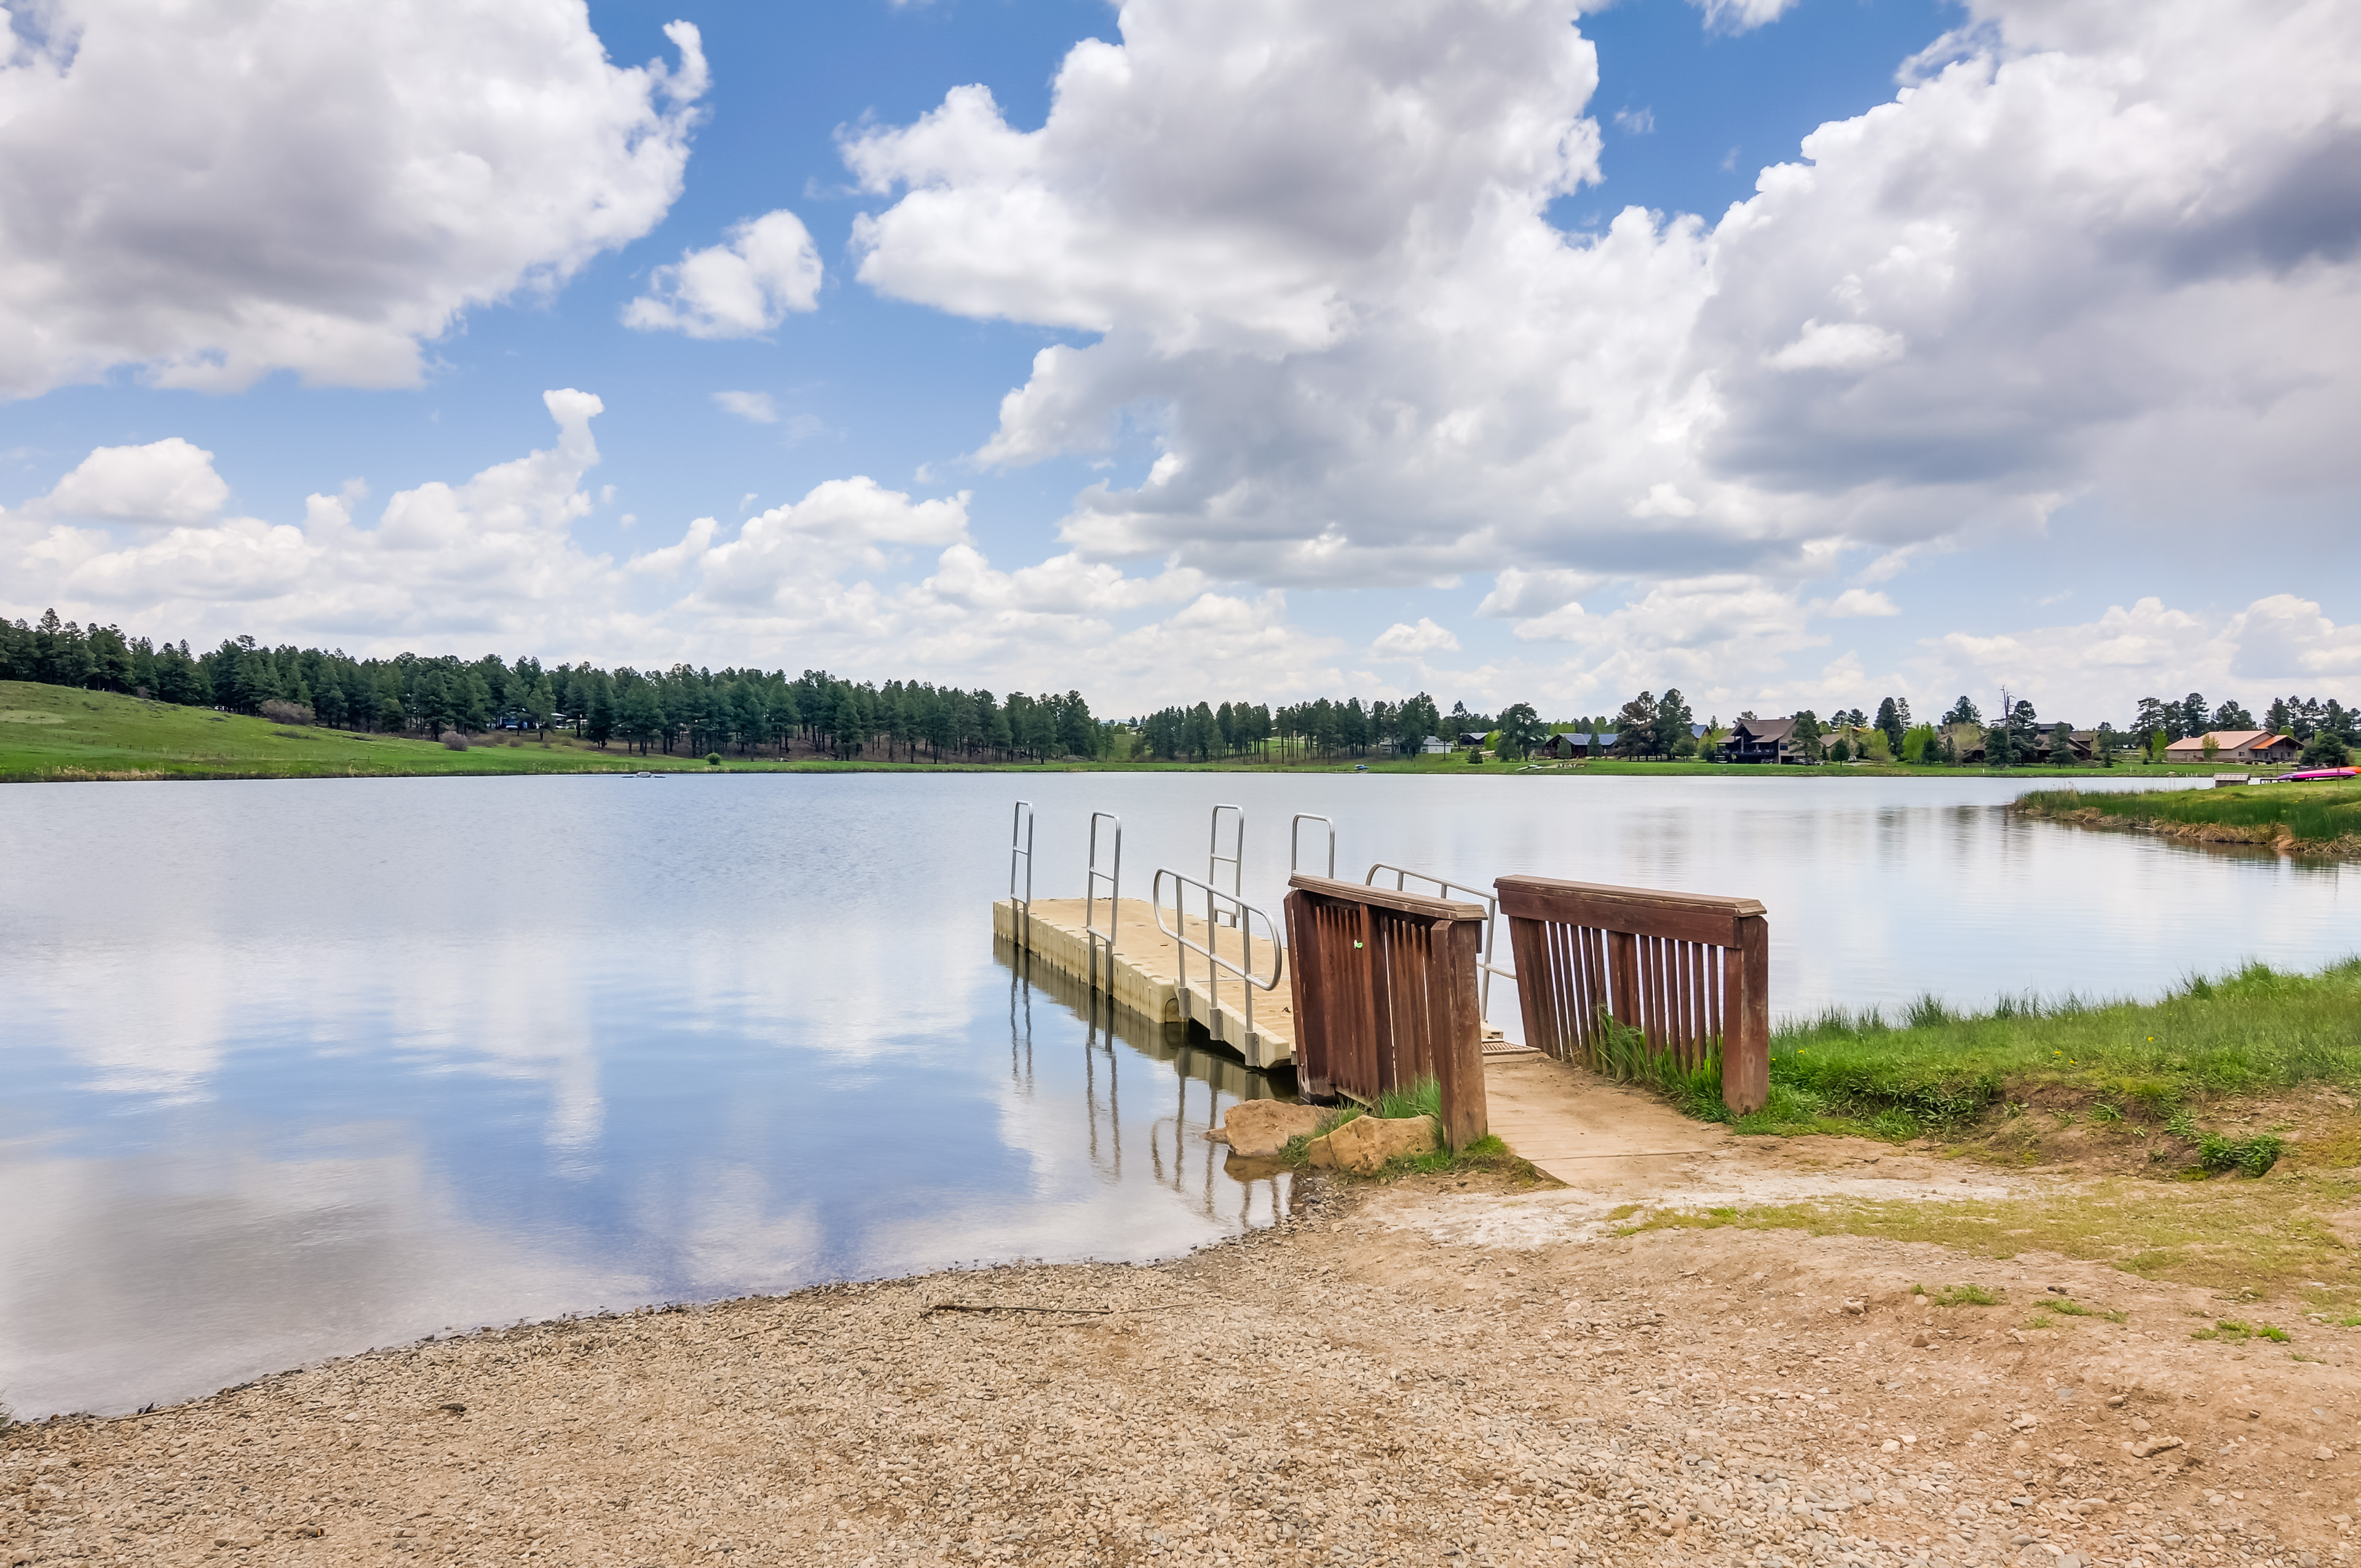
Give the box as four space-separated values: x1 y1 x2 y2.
1481 1050 1731 1187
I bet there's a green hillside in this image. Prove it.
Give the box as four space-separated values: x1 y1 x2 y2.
0 681 711 782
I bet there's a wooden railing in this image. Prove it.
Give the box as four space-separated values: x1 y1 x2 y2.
1494 876 1770 1114
1282 874 1487 1151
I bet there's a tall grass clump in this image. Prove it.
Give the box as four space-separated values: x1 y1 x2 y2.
1757 956 2361 1130
1591 1017 1732 1123
1586 957 2361 1137
1374 1078 1444 1122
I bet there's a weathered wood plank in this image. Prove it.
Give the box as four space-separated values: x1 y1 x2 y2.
1497 876 1763 947
1289 873 1486 924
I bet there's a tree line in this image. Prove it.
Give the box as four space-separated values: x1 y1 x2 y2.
0 609 1101 763
4 606 2352 768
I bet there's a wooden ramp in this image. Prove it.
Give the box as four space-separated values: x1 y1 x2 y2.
1480 1050 1730 1187
992 897 1297 1069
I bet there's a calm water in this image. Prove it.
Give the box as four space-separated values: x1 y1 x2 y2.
3 771 2353 1417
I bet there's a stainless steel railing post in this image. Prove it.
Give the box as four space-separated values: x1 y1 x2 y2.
1151 867 1284 1048
1208 804 1244 926
1289 813 1336 879
1085 810 1123 994
1009 800 1035 949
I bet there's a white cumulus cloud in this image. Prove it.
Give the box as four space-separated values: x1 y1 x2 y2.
839 0 2361 616
687 479 973 611
0 4 708 396
625 211 825 339
1476 568 1605 620
1822 588 1900 618
713 392 780 424
1370 618 1461 657
1691 0 1800 35
34 439 231 525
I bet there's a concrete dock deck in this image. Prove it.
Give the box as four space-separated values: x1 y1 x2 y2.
1479 1050 1731 1187
994 896 1299 1068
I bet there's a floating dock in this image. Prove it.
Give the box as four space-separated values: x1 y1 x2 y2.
992 897 1299 1069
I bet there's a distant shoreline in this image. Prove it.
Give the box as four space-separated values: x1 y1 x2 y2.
2 679 2199 785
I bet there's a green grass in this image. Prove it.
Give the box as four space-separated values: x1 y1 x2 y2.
2017 779 2361 854
1712 957 2361 1140
2194 1319 2290 1343
1619 1170 2361 1296
1928 1283 2004 1307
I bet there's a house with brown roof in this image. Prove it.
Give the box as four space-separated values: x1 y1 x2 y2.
2164 729 2299 765
1722 716 1805 763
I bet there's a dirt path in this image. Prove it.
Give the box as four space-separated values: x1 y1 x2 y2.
8 1145 2359 1568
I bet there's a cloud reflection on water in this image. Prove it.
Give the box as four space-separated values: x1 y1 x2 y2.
0 772 2350 1418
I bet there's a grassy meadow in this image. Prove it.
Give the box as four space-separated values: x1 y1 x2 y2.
0 681 727 781
1599 957 2361 1305
2018 776 2361 854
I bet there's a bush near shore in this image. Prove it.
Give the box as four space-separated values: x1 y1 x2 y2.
1607 957 2361 1150
2015 778 2361 857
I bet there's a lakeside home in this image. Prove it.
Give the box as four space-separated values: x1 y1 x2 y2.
1723 716 1801 763
2164 728 2300 766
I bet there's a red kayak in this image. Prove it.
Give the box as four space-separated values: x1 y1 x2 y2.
2271 767 2359 782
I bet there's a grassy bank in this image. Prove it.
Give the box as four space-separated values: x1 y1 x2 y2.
2017 777 2361 855
0 681 1089 781
1614 957 2361 1144
0 681 726 780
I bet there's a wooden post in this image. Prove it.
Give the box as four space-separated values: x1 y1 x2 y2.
1434 917 1487 1150
1283 890 1332 1100
1725 911 1770 1114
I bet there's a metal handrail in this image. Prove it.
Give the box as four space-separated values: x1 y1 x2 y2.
1366 861 1514 1030
1289 813 1336 879
1208 804 1244 925
1009 800 1035 949
1085 810 1122 992
1152 867 1284 1047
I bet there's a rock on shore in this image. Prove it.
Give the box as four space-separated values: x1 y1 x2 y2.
1307 1112 1441 1174
1207 1098 1329 1158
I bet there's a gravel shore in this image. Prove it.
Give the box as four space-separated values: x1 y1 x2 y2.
6 1165 2356 1568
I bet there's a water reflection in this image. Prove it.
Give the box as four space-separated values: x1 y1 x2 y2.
1 771 2349 1419
996 938 1295 1235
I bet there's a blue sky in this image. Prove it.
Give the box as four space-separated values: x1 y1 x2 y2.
2 0 2355 723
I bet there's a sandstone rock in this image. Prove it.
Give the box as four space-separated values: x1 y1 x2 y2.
1305 1114 1439 1174
1209 1099 1329 1159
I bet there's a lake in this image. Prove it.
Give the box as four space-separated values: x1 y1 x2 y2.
3 770 2354 1418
